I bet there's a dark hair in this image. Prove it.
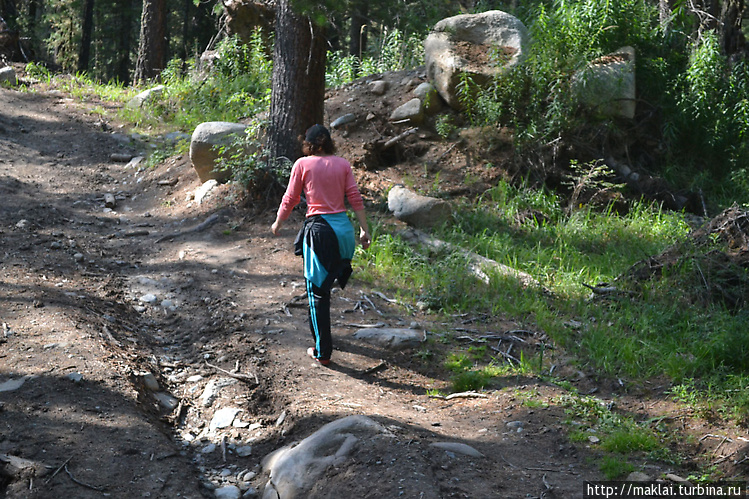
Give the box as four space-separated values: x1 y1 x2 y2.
301 124 336 156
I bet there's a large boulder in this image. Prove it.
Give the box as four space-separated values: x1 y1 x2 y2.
424 10 528 110
189 122 248 183
126 85 165 109
388 185 452 228
0 66 18 86
573 46 636 119
261 416 387 499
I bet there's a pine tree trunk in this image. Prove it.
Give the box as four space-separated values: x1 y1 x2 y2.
77 0 95 73
348 1 368 59
116 0 133 84
134 0 168 82
266 0 327 164
719 0 746 55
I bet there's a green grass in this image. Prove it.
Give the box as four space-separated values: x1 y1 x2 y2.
356 179 749 417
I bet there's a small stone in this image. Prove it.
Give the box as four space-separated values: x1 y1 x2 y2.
140 293 158 304
369 80 388 95
210 407 242 432
430 442 484 458
235 445 252 457
66 372 84 383
0 376 30 392
73 253 84 262
153 392 179 410
627 471 651 481
139 372 160 391
214 485 241 499
201 443 217 454
330 113 356 129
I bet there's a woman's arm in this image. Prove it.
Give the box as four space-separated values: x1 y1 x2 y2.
354 208 371 250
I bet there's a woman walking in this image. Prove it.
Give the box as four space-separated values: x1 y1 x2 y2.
271 124 370 365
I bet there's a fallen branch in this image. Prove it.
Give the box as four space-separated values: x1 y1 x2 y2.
45 455 73 484
429 391 488 400
360 293 382 315
383 127 417 149
399 227 547 292
64 464 106 492
582 282 634 296
372 291 413 311
361 360 388 375
491 345 520 364
446 391 487 400
156 213 220 243
205 361 259 385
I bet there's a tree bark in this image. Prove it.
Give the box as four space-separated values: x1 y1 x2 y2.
266 0 327 164
77 0 95 73
719 0 746 55
134 0 168 82
115 0 133 84
348 0 368 59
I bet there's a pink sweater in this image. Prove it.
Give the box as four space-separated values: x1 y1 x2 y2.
277 155 364 221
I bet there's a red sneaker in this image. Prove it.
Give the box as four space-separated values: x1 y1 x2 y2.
307 347 330 366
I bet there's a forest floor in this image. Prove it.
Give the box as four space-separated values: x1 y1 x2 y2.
1 65 748 499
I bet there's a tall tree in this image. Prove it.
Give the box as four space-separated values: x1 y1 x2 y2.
719 0 746 55
114 0 134 83
347 0 367 59
77 0 94 72
266 0 327 163
134 0 168 82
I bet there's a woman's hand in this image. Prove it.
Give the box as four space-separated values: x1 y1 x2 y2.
271 218 282 236
359 227 371 250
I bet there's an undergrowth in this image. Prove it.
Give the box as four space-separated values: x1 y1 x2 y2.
357 180 749 423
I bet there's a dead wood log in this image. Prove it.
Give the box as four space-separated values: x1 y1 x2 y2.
156 213 220 243
383 127 417 149
398 227 547 292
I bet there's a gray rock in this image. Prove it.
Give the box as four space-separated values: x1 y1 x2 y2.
627 471 651 481
414 82 443 114
138 372 160 391
235 445 252 457
430 441 485 458
389 98 424 124
195 179 218 204
369 80 388 95
189 122 248 183
210 407 242 432
0 66 18 86
353 327 423 350
388 185 452 228
572 46 636 119
127 85 165 108
200 378 239 407
330 113 356 129
425 10 528 110
154 392 179 410
262 415 386 499
140 293 158 304
0 376 30 392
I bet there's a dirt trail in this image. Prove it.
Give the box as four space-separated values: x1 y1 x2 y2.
0 80 743 499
